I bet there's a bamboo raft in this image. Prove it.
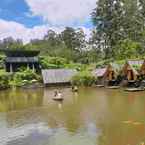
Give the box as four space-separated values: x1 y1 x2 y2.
96 85 104 88
125 88 145 92
106 86 120 89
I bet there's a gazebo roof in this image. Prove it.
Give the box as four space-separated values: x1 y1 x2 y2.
1 49 40 57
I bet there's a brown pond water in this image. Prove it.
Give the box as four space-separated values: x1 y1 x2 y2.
0 87 145 145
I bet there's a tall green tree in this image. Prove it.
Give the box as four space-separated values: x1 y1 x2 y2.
91 0 145 59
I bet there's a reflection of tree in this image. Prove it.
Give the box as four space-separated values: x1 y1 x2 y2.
97 90 145 145
98 121 145 145
0 88 43 112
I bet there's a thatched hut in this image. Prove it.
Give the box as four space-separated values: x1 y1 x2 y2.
105 63 120 80
93 63 120 86
104 63 121 85
122 60 143 82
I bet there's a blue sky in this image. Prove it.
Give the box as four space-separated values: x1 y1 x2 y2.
0 0 44 27
0 0 95 43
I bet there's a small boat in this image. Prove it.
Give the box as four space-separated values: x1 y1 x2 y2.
106 86 120 89
96 85 104 88
53 97 64 101
125 88 145 92
53 91 63 101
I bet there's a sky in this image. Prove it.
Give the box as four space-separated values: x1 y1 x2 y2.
0 0 96 43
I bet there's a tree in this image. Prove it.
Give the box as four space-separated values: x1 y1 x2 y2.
91 0 145 59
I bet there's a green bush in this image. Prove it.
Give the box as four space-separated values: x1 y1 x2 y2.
39 56 68 69
0 55 5 69
10 69 40 87
71 71 97 86
0 70 11 89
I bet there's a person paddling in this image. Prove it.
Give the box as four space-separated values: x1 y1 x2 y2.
72 85 78 92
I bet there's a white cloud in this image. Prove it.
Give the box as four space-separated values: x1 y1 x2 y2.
0 19 91 43
0 0 95 43
25 0 96 26
0 19 49 43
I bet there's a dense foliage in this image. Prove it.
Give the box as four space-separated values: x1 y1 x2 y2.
91 0 145 59
0 70 11 89
10 69 41 87
71 71 97 86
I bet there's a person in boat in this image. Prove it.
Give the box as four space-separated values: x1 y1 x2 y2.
57 91 63 99
54 91 58 97
54 90 63 99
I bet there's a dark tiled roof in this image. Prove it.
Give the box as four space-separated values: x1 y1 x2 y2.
5 57 39 63
42 69 77 84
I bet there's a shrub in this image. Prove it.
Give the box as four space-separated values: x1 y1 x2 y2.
10 69 40 87
0 70 11 89
39 56 68 69
71 71 97 86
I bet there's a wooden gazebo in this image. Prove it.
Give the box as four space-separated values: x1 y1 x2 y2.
2 49 40 72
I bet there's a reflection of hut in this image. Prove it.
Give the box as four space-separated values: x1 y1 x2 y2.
2 49 40 72
42 69 77 86
122 60 143 82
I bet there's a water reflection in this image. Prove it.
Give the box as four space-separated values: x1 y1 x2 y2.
0 88 145 144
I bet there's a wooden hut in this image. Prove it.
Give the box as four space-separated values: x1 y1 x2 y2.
122 60 143 83
104 63 121 86
93 68 107 86
2 49 40 72
42 69 77 86
93 63 120 86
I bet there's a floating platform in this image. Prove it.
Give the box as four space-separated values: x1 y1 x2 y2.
106 86 120 89
96 85 104 88
125 88 145 92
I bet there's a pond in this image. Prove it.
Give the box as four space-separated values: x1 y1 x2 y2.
0 87 145 145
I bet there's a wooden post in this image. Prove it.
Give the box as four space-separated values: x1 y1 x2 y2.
10 63 13 72
27 63 29 70
32 63 35 72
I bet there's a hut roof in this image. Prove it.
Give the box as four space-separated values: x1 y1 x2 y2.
5 57 39 63
93 68 107 77
42 69 77 84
